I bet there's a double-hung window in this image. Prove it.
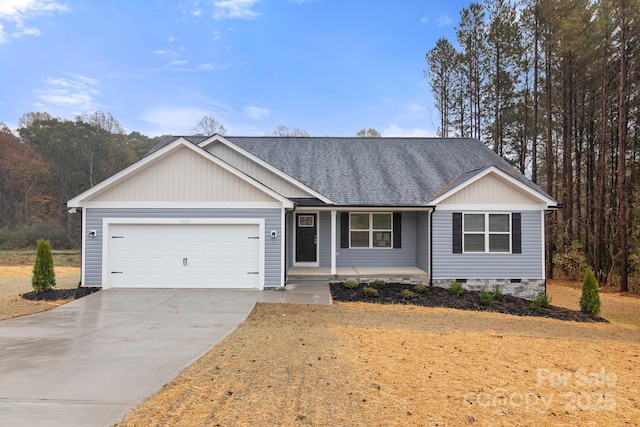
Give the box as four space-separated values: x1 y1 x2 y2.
350 213 392 248
463 213 511 253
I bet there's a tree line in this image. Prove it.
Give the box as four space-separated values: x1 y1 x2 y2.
0 111 382 249
425 0 639 291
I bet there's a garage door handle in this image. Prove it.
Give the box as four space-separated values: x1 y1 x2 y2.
248 272 259 274
248 236 259 239
111 271 123 274
183 257 188 267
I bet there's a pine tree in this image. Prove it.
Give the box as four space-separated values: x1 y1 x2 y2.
32 239 56 293
580 267 601 316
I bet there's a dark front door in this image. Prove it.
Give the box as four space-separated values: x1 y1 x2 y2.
296 214 317 263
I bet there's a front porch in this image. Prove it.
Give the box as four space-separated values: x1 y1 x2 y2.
286 266 429 285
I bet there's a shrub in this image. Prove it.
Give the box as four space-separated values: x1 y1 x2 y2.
363 287 379 298
493 285 505 302
580 267 601 316
400 289 415 300
449 281 464 296
479 289 494 306
553 241 588 280
344 280 359 289
413 284 427 294
371 279 386 289
32 239 56 293
530 292 552 312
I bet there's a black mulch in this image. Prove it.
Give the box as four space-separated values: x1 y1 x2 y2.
22 287 100 301
330 282 607 323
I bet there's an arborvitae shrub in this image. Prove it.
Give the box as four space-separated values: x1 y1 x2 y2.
32 239 56 293
580 267 601 316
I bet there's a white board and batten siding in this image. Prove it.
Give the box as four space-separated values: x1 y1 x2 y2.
438 172 543 207
89 145 279 204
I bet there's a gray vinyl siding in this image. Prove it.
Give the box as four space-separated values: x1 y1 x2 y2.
318 211 332 266
415 211 429 271
84 208 282 287
330 211 418 267
432 209 543 279
285 211 294 269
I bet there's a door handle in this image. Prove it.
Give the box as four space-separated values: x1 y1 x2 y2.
183 257 188 266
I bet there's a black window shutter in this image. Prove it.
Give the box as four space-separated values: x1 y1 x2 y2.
512 213 522 254
393 212 402 249
452 212 462 254
340 212 349 248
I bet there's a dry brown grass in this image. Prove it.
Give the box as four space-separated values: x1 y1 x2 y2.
0 265 81 320
117 290 640 427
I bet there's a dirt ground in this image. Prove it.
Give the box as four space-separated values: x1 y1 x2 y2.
116 283 640 427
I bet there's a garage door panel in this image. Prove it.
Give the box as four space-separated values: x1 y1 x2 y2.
108 223 261 289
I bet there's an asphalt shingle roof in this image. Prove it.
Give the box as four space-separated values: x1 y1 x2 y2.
150 136 553 207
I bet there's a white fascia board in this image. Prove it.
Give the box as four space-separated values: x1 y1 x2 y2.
78 201 285 209
435 204 545 211
199 135 335 205
429 166 557 208
294 206 433 212
68 137 293 209
76 201 283 209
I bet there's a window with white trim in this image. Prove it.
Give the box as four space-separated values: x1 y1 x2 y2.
350 213 392 248
463 213 511 253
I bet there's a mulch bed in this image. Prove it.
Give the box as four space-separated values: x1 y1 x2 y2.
330 282 607 323
22 287 100 301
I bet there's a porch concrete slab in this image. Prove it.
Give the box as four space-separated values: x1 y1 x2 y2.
287 266 428 279
0 288 259 427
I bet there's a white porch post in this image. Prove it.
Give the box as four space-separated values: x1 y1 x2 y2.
330 209 337 275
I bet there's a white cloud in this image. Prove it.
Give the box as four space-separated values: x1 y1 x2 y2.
243 105 269 119
420 15 452 27
213 0 260 20
383 124 433 138
435 15 452 27
152 49 178 55
0 0 69 42
139 106 212 136
35 74 101 111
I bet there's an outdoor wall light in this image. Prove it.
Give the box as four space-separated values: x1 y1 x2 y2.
271 230 277 239
89 230 97 237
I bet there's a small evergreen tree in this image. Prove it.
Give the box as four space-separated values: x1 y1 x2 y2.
579 267 601 316
32 239 56 293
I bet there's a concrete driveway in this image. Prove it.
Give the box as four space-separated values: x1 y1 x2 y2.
0 289 259 427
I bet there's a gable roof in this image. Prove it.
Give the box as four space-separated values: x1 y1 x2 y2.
150 136 556 208
68 137 293 208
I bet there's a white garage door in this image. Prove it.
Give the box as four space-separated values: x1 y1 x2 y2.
107 223 261 289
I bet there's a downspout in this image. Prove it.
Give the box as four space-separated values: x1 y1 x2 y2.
429 207 434 287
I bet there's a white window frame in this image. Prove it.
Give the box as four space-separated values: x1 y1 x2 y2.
462 212 511 253
349 212 393 249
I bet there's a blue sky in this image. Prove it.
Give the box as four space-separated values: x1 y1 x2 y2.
0 0 469 137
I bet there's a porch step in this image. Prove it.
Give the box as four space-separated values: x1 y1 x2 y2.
285 277 330 285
